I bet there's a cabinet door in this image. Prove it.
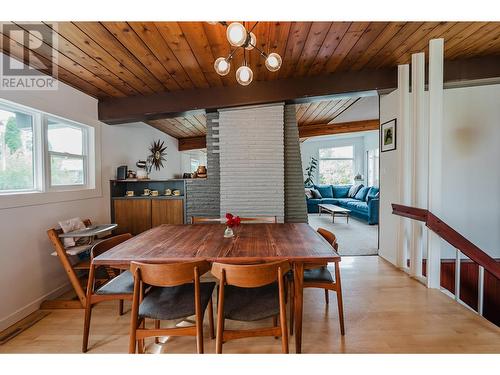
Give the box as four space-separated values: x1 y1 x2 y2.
151 199 184 226
113 199 152 235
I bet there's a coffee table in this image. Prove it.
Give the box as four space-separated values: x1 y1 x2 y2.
318 203 351 223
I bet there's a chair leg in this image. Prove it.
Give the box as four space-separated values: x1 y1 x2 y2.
208 297 215 339
129 318 138 354
139 320 146 353
82 264 95 353
216 295 225 353
119 300 124 316
335 262 345 336
272 315 279 339
324 289 329 305
289 283 294 336
82 300 93 353
154 320 160 344
196 311 204 354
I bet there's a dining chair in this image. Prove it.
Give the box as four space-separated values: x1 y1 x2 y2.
128 260 216 354
211 260 290 354
82 233 134 352
191 216 277 224
289 227 345 336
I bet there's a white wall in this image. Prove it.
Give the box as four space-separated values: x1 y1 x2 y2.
0 62 182 330
440 84 500 259
378 83 500 267
301 131 378 186
378 90 401 265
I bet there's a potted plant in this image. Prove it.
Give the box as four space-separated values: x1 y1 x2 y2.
304 156 318 187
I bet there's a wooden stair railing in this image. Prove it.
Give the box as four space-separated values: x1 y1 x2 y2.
392 203 500 323
392 204 500 280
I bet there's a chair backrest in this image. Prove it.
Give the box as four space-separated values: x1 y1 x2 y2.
211 260 290 288
240 216 277 224
47 218 93 253
317 227 338 251
191 216 222 224
191 216 277 224
90 233 133 259
130 260 211 287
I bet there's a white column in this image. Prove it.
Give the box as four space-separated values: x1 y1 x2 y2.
397 64 410 270
410 52 425 278
427 39 444 288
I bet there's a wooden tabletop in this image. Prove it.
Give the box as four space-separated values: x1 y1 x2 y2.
93 223 340 266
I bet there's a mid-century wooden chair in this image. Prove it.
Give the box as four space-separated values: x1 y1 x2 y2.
82 233 134 352
211 260 290 354
46 219 106 309
191 216 277 224
128 260 216 354
289 228 345 336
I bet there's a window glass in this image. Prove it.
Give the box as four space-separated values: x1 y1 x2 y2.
319 146 353 159
0 107 34 192
50 155 84 186
190 158 200 173
47 118 83 155
319 159 354 185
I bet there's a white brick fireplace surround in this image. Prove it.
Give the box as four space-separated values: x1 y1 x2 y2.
219 104 285 222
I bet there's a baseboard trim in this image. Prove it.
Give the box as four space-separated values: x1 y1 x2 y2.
0 282 72 332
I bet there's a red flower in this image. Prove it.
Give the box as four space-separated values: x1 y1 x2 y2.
225 213 241 228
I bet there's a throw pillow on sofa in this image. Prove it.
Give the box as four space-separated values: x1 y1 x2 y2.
348 184 363 198
310 189 323 199
355 186 371 201
314 184 333 198
332 185 351 198
305 188 313 199
366 187 380 201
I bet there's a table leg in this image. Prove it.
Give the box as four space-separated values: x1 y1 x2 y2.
332 212 335 223
294 262 304 353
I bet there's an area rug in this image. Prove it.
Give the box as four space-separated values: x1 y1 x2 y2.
307 214 378 256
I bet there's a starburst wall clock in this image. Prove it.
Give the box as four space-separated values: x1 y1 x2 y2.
149 139 167 171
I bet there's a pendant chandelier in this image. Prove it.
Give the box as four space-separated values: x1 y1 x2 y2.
208 22 282 86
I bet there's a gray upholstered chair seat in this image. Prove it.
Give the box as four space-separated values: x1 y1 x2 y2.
222 283 280 322
96 270 134 295
139 282 215 321
303 267 334 283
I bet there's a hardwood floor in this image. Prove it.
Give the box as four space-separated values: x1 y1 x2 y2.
1 256 499 354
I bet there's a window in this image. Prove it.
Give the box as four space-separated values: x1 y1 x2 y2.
46 118 87 187
0 99 92 194
367 148 379 187
190 158 200 173
318 146 354 185
0 105 35 192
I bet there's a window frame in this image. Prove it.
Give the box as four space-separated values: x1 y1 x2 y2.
0 98 94 196
43 115 90 191
318 145 355 185
0 101 41 194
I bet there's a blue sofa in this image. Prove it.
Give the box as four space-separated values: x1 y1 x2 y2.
306 184 379 225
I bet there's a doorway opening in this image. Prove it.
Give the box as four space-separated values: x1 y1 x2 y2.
299 95 380 256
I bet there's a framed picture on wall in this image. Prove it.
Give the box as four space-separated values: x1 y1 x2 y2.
380 119 397 152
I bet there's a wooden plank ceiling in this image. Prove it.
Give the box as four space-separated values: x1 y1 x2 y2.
1 21 500 139
149 96 368 139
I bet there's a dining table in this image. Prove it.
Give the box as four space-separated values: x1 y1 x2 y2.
93 222 341 353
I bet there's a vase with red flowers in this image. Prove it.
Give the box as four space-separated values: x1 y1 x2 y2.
224 213 241 238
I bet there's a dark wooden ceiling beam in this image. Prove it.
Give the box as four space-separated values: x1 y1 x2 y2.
98 67 396 124
178 136 207 151
299 119 379 138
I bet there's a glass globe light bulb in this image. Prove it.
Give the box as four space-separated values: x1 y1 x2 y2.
245 32 256 50
226 22 247 47
214 57 231 76
265 52 282 72
236 65 253 86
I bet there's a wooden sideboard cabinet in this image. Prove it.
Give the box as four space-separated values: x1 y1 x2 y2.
110 179 186 235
